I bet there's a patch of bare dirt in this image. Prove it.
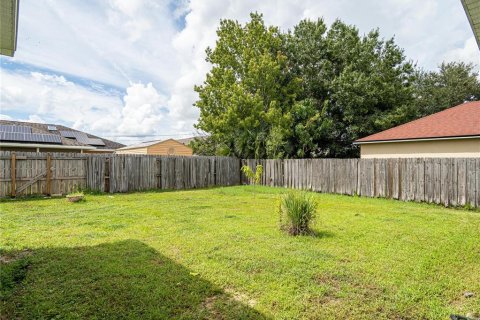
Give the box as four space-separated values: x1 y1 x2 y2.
0 249 32 263
225 287 257 307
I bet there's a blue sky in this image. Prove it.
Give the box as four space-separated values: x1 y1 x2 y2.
0 0 479 144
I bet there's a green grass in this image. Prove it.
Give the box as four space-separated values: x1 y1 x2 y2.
1 186 479 319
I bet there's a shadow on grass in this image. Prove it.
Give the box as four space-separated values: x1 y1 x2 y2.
0 195 62 203
1 240 268 319
0 185 242 203
310 230 335 239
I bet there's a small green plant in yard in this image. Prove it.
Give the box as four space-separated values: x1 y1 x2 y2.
241 164 263 185
241 164 263 196
279 191 317 236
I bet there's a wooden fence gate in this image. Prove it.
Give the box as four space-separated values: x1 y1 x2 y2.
1 152 87 197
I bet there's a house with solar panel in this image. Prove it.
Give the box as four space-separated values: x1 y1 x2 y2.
0 121 125 153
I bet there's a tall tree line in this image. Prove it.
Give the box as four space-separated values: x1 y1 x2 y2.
192 13 480 158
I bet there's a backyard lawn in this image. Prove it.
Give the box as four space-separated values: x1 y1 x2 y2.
1 186 479 319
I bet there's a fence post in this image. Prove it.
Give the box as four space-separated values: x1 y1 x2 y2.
213 157 217 186
104 157 110 192
156 158 161 189
46 153 52 195
10 152 16 197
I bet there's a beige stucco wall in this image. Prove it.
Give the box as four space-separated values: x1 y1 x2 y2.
360 138 480 158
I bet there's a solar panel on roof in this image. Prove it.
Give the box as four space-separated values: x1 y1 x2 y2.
47 125 57 131
0 132 62 144
59 130 77 138
74 134 90 145
47 135 62 143
86 138 105 146
0 132 15 140
59 130 105 146
0 125 32 133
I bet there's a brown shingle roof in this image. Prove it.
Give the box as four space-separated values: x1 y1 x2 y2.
355 101 480 143
176 136 208 145
0 120 125 149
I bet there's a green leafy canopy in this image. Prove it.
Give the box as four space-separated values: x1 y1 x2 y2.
193 13 480 159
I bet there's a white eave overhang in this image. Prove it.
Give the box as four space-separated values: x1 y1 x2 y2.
353 135 480 145
462 0 480 49
0 142 96 150
0 0 19 57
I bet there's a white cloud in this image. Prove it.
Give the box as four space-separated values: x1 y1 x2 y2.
24 114 46 123
13 0 180 88
1 0 478 141
1 70 121 129
0 70 175 144
444 36 480 67
117 82 166 135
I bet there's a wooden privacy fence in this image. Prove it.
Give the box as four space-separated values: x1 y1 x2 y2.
0 151 240 197
242 158 480 208
2 151 479 208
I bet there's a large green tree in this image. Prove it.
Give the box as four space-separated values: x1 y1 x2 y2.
194 13 300 158
284 19 416 157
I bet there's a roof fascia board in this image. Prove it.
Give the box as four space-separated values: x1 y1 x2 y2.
461 0 480 49
0 0 19 56
354 135 480 145
0 142 96 150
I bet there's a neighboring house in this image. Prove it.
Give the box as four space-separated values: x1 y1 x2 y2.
462 0 480 48
0 0 19 57
354 101 480 158
116 139 193 156
0 120 125 153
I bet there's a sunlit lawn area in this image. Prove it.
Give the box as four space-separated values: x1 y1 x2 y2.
1 186 479 319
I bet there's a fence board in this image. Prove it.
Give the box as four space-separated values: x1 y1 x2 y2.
457 158 466 206
415 158 425 202
466 158 476 207
476 158 480 208
424 158 434 203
